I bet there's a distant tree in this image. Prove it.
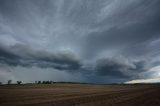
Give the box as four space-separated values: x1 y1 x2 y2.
40 80 54 84
38 81 41 84
42 81 48 84
35 81 38 84
17 81 22 84
42 81 46 84
46 81 49 84
0 82 2 85
8 80 12 85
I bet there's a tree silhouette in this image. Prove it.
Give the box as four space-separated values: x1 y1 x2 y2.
36 80 54 84
38 81 41 84
8 80 12 85
17 81 22 84
41 81 54 84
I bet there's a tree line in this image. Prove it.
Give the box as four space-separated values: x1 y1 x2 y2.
0 80 55 85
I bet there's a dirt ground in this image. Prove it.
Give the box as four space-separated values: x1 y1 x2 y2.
0 84 160 106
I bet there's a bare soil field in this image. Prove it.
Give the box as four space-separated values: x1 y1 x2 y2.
0 84 160 106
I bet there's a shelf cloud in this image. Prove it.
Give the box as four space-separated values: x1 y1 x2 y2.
0 0 160 83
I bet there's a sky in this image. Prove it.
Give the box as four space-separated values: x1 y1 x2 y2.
0 0 160 84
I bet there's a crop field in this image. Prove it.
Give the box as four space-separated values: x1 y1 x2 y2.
0 84 160 106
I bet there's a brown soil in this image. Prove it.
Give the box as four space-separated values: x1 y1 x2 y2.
0 84 160 106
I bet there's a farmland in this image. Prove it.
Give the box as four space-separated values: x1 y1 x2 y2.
0 84 160 106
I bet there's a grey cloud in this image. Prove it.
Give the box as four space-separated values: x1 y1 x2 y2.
0 44 81 71
82 0 160 58
94 56 147 79
0 0 160 83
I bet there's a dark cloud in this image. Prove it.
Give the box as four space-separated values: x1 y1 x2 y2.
0 44 21 66
0 44 81 71
94 56 147 79
95 58 132 78
82 0 160 58
0 0 160 83
0 46 19 59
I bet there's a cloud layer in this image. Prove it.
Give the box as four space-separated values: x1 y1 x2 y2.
0 0 160 83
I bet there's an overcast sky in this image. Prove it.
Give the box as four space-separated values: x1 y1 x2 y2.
0 0 160 84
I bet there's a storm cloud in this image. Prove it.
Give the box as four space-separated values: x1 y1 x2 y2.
0 44 81 71
0 0 160 83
